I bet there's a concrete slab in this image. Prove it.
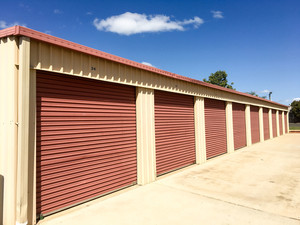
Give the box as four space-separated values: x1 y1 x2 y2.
157 133 300 220
39 134 300 225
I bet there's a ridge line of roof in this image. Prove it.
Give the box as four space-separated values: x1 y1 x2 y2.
0 26 288 108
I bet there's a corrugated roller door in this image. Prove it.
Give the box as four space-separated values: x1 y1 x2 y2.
263 108 270 140
232 103 246 150
250 106 260 144
279 111 283 135
272 110 277 137
36 72 137 216
204 98 227 159
155 90 195 176
284 112 288 133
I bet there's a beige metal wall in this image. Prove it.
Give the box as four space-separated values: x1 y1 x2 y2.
226 102 234 153
30 40 287 112
0 36 35 225
282 111 285 134
0 36 290 225
245 105 252 146
0 36 18 225
259 107 264 142
16 36 31 225
194 97 206 164
286 112 289 133
269 109 273 139
136 87 156 185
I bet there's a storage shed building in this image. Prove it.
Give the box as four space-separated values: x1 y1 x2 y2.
0 26 289 225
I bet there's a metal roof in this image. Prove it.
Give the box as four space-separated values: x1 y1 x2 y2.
0 25 288 108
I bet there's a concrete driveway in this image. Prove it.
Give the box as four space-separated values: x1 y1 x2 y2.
39 134 300 225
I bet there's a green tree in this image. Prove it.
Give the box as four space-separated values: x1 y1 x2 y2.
246 91 259 97
290 100 300 123
246 91 267 99
203 71 234 89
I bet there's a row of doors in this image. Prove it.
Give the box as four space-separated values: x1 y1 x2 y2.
36 72 286 217
234 105 287 149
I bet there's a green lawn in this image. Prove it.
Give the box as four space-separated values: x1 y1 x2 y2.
289 123 300 131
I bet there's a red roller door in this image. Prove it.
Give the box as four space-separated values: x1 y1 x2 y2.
279 111 283 135
250 106 260 144
204 98 227 159
154 90 195 176
272 110 277 137
263 108 270 140
36 72 137 216
232 103 246 150
284 112 288 133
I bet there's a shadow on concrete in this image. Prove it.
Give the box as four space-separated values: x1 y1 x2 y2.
0 175 3 225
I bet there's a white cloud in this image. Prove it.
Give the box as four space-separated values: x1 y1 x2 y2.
0 20 26 29
86 12 93 15
141 62 155 67
93 12 204 35
260 89 271 93
54 9 62 14
19 3 31 11
281 98 300 105
211 10 224 19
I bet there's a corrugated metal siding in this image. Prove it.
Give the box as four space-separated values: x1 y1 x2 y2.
232 103 246 150
36 72 137 215
250 106 260 144
279 111 283 135
0 36 19 225
154 90 195 176
204 98 227 159
284 112 288 133
263 108 270 140
29 39 289 113
272 110 277 137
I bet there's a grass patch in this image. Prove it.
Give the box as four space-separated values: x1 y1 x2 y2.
289 127 300 130
289 123 300 131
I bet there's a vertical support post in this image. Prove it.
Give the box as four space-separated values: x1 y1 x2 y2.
28 69 36 225
259 107 264 142
16 37 31 225
276 110 280 137
282 111 285 134
194 97 206 164
136 87 156 185
269 109 273 139
286 112 289 133
226 102 234 153
0 36 19 225
245 105 252 146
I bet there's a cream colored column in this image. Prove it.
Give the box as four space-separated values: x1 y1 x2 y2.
286 112 289 133
16 37 30 225
282 112 285 134
259 107 264 142
276 110 280 136
194 97 206 164
269 109 273 139
226 102 234 153
136 87 156 185
0 36 19 225
27 70 37 225
245 105 252 146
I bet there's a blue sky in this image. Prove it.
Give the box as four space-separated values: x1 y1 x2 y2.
1 0 299 105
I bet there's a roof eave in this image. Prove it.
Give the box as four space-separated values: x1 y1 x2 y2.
0 26 288 108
